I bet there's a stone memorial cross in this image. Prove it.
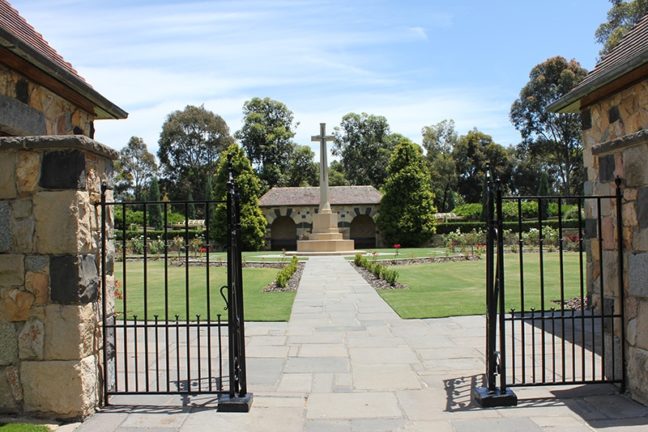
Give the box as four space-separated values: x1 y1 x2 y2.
311 123 335 214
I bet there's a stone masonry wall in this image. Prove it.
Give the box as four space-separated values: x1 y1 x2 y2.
0 64 95 137
581 78 648 405
0 135 116 419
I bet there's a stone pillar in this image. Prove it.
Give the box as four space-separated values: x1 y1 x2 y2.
0 135 116 419
581 79 648 405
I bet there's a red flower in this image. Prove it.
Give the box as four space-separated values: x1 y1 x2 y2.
393 244 401 249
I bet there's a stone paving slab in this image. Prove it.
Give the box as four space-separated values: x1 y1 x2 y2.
70 256 648 432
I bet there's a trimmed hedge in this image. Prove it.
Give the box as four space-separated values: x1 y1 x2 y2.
354 253 398 286
276 256 299 288
436 219 583 234
114 229 204 241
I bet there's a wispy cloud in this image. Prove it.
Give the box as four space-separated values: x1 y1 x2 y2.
15 0 607 160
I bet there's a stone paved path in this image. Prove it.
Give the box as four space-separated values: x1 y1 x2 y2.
74 256 648 431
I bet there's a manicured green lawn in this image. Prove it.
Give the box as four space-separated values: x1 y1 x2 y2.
0 424 50 432
346 247 449 260
113 261 295 321
380 253 585 319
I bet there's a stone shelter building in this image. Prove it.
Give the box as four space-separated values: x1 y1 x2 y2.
0 0 126 419
550 13 648 405
259 186 383 250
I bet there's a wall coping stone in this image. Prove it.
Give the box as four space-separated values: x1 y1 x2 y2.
0 135 118 160
592 129 648 155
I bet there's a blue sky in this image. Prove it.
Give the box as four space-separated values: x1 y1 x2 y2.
13 0 610 157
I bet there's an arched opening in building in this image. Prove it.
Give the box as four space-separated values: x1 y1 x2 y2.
350 215 376 249
271 216 297 251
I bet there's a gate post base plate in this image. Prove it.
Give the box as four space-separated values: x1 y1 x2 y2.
473 387 517 408
217 393 253 412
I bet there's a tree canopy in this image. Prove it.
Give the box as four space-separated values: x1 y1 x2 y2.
510 56 587 195
453 129 512 203
596 0 648 57
157 105 234 203
210 144 267 251
236 97 298 189
377 137 436 246
422 120 459 212
332 112 393 188
286 144 318 187
115 136 157 201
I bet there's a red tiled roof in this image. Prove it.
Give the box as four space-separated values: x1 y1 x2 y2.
0 0 86 82
260 186 382 207
549 13 648 112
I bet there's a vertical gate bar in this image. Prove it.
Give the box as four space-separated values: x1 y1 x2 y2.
234 184 248 396
197 315 202 392
558 198 566 382
551 309 556 382
531 309 536 383
538 197 546 383
175 315 180 391
485 177 496 392
226 171 236 399
511 310 516 384
571 309 576 381
517 199 526 384
100 186 109 403
164 202 170 392
597 197 605 380
205 201 213 392
184 202 191 391
155 315 160 392
134 315 139 391
578 198 586 380
143 204 149 391
218 314 223 391
496 183 507 391
122 203 129 392
615 178 626 390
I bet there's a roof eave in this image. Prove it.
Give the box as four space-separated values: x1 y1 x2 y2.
0 28 128 120
548 50 648 113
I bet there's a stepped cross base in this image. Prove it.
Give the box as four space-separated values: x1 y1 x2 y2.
296 211 355 254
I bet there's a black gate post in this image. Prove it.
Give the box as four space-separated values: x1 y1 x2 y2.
218 154 253 412
474 173 517 407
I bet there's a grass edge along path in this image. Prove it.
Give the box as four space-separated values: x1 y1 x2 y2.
379 252 585 319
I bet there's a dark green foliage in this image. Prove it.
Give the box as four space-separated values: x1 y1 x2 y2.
510 57 587 195
114 136 157 201
236 97 298 189
287 144 318 186
147 177 162 229
537 172 550 219
186 191 196 219
453 203 483 220
452 201 577 222
596 0 648 57
452 129 512 203
332 112 393 188
377 137 436 246
211 145 267 251
328 160 349 186
422 119 459 212
276 256 299 288
158 105 234 205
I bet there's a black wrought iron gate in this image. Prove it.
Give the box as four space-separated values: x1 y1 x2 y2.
475 176 625 407
99 160 251 412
